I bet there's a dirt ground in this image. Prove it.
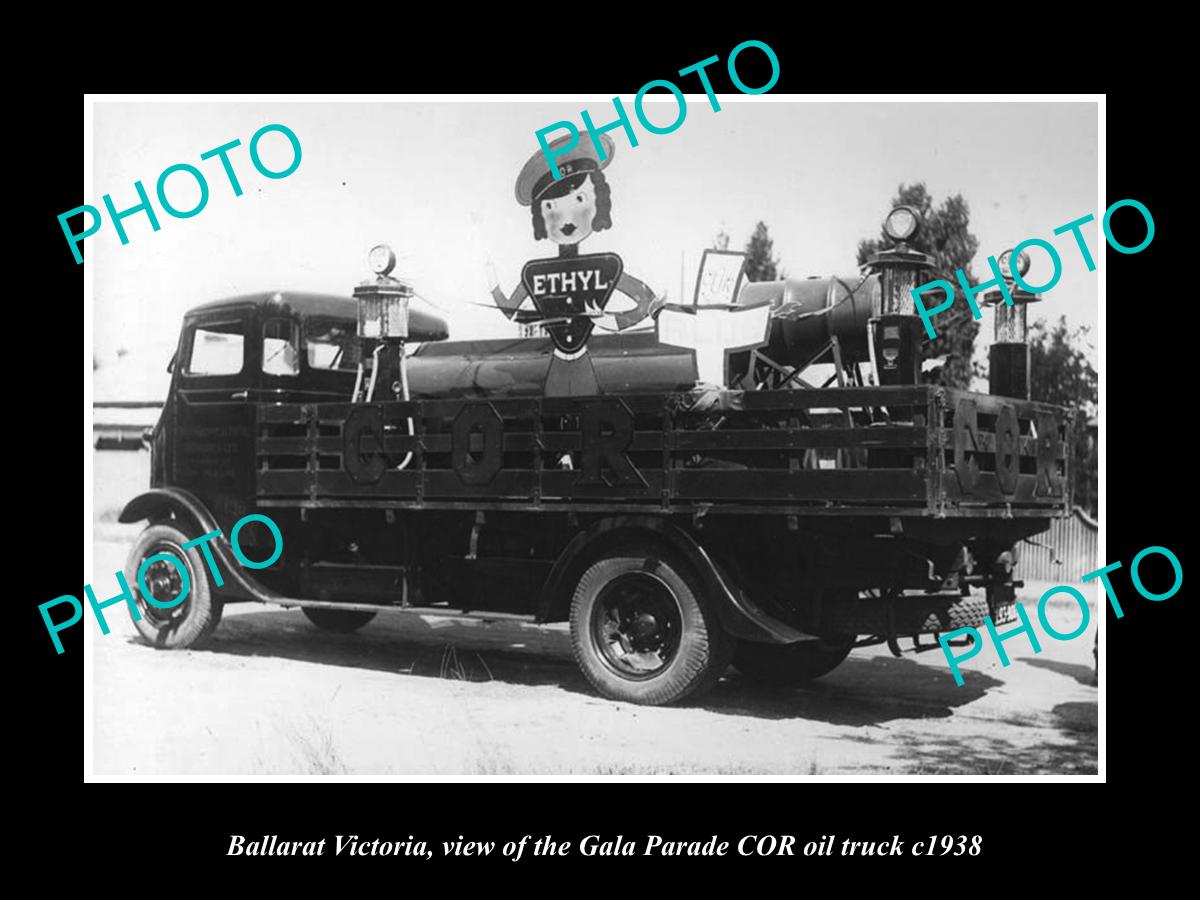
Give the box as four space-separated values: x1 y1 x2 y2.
90 450 1099 777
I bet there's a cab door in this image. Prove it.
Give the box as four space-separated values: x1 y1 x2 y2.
169 307 258 531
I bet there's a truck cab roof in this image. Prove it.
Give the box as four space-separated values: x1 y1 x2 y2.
186 291 358 319
185 291 449 341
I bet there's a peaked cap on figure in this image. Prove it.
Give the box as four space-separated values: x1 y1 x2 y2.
515 133 616 207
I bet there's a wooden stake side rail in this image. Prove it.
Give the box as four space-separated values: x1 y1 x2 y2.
253 386 1071 517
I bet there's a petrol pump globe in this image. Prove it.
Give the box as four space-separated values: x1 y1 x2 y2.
883 205 919 243
368 243 397 277
997 247 1031 282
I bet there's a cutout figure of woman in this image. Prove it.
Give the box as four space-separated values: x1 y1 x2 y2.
487 134 662 395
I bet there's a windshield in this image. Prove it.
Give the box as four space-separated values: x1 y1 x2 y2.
306 318 359 371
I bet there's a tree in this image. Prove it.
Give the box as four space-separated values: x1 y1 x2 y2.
743 221 782 282
1028 316 1098 517
857 183 981 389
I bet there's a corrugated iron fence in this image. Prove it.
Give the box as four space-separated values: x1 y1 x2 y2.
1019 506 1098 582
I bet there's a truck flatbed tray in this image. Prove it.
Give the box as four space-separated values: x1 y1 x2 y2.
253 385 1071 518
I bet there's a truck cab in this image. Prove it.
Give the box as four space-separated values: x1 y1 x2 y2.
148 292 362 534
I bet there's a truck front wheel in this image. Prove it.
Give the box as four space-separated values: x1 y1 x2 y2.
732 637 854 686
569 549 733 706
124 522 223 649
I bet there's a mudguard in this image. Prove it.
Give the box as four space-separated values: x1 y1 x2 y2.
118 488 282 603
538 515 814 644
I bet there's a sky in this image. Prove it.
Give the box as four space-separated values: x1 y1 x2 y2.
91 99 1098 398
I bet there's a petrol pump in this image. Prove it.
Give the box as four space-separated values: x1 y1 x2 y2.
865 205 935 393
352 244 413 404
983 248 1041 400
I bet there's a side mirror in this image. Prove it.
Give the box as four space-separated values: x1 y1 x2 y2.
167 352 176 374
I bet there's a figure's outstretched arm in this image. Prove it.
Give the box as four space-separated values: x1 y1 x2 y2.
486 259 529 319
614 273 664 330
491 281 529 319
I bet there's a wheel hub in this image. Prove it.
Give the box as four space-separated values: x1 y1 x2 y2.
136 540 192 626
591 572 683 679
146 561 181 598
631 611 660 644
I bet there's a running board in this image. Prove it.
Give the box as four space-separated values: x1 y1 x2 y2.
270 596 539 623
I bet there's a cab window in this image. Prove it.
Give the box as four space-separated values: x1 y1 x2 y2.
263 318 300 376
306 318 359 371
185 320 244 376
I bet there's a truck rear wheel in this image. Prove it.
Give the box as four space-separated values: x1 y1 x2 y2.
569 549 733 706
124 522 223 649
302 608 377 633
732 637 854 686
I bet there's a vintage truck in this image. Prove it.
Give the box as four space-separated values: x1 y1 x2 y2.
119 208 1071 705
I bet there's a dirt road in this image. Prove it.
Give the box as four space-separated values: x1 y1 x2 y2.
89 451 1098 776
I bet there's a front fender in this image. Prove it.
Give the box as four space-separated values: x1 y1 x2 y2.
118 489 277 603
539 515 813 644
119 487 219 530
